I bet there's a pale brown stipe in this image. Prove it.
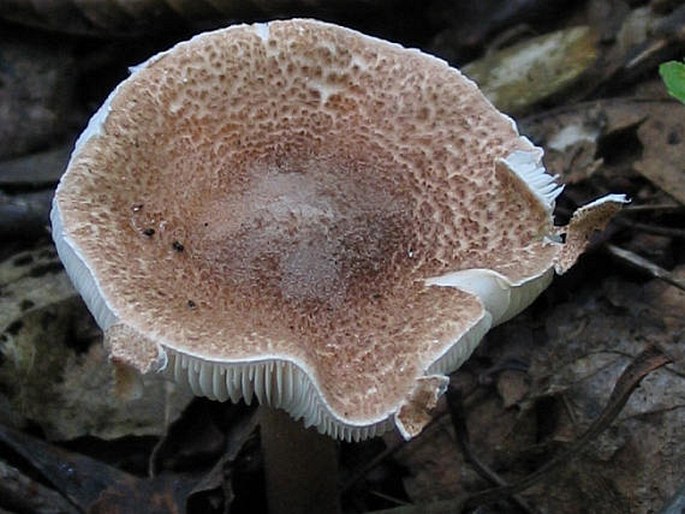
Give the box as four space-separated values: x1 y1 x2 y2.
51 19 627 441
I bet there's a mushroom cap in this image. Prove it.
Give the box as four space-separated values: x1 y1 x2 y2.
51 19 627 441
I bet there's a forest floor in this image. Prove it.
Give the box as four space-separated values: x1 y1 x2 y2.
1 1 685 513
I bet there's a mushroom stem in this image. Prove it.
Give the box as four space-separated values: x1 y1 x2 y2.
259 406 341 514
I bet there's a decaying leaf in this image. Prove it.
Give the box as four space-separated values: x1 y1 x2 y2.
392 264 685 513
393 418 466 502
394 383 537 503
427 0 575 63
634 102 685 205
522 103 607 184
520 273 685 512
0 246 75 333
460 345 672 510
463 26 599 115
0 246 193 440
523 97 685 206
0 423 198 514
0 30 75 160
0 458 81 514
0 0 387 37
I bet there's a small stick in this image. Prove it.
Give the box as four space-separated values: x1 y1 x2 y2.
607 244 685 292
446 386 538 514
0 460 80 514
463 345 672 509
613 217 685 239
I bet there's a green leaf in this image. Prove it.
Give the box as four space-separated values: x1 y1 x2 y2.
659 61 685 104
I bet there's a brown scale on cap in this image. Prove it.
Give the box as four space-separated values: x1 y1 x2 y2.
52 19 626 440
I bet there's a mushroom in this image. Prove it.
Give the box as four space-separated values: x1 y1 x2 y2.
50 18 627 513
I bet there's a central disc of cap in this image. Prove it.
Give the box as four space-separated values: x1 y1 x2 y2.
189 156 413 310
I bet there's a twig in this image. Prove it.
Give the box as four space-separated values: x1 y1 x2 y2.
368 490 410 507
446 386 538 514
0 189 53 238
0 144 70 186
0 459 79 514
342 374 482 494
369 497 466 514
613 217 685 239
606 244 685 292
621 204 683 213
463 345 672 509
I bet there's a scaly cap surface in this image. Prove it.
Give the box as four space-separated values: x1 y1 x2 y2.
51 19 627 441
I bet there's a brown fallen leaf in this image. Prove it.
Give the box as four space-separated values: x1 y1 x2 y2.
633 101 685 205
445 385 535 513
0 404 260 513
465 344 673 508
393 416 465 503
368 345 673 513
518 272 685 512
0 423 197 514
185 407 260 513
496 369 530 408
0 246 194 440
393 381 533 505
522 97 685 206
0 459 80 514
